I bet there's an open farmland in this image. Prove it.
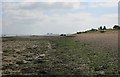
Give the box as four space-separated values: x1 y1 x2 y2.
2 30 119 76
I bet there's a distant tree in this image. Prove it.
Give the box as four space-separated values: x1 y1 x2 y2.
98 26 106 33
113 25 120 29
103 26 107 30
77 32 81 34
99 26 102 30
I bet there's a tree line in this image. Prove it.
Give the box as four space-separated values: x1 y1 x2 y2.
76 25 120 34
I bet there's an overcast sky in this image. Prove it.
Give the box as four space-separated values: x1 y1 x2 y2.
1 0 119 35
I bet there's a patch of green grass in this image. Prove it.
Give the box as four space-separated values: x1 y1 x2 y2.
48 37 118 75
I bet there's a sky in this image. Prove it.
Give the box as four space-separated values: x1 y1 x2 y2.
1 0 120 35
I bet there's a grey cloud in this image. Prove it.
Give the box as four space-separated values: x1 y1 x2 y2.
16 2 74 10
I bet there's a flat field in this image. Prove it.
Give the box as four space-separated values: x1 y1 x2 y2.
2 30 119 76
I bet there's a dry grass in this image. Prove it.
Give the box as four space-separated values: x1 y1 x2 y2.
75 30 118 52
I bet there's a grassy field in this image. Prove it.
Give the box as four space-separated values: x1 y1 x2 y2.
2 30 119 76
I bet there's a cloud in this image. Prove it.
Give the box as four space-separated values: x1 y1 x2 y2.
3 11 117 34
2 0 120 2
90 2 118 8
2 0 81 2
62 2 81 9
2 2 118 35
0 18 1 35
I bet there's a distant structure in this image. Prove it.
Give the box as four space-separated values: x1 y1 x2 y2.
46 33 59 36
60 34 66 36
47 33 53 35
2 35 6 37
